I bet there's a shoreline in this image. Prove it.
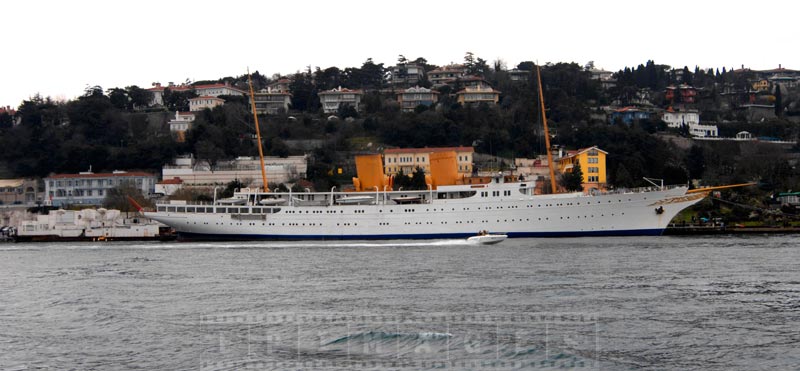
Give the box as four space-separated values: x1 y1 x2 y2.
664 226 800 235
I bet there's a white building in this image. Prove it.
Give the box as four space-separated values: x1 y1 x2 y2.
168 111 195 133
155 177 184 196
318 87 363 114
662 109 700 128
390 63 425 86
189 96 225 112
688 123 718 138
45 171 157 207
194 83 246 97
162 155 308 188
662 109 717 138
253 88 292 114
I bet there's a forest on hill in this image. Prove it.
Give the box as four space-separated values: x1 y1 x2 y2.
1 54 799 201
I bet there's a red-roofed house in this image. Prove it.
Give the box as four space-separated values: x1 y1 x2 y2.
383 146 474 175
44 170 157 207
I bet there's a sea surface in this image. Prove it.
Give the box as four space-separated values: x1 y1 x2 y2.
1 235 799 370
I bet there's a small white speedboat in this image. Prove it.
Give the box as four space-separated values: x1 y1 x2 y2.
467 234 508 245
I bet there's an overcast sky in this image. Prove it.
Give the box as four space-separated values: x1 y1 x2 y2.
2 0 796 107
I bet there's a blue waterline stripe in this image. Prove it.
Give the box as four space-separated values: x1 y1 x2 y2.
177 229 665 241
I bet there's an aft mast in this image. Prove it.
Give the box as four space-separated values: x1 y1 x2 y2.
536 64 558 194
247 68 269 192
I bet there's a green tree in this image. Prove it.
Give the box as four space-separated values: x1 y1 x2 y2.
410 166 428 190
107 87 129 110
774 85 783 117
393 169 411 190
219 179 246 198
613 163 635 188
560 162 583 192
686 145 705 180
0 112 12 129
195 139 225 170
126 85 153 109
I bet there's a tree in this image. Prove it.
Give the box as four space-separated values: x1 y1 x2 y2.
0 112 13 129
195 139 225 170
410 166 428 190
517 61 535 71
686 145 705 180
774 85 783 117
613 163 635 188
219 179 246 198
560 162 583 192
107 87 129 110
126 85 153 109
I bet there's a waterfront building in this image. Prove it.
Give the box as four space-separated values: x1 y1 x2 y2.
0 178 40 205
161 155 308 188
383 147 474 176
45 171 157 207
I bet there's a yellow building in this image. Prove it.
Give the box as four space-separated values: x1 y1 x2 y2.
383 147 474 176
557 146 608 193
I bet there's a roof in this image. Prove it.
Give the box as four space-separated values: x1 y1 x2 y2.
0 179 24 187
319 87 363 95
560 146 608 160
46 172 156 179
456 87 501 94
158 177 183 185
384 146 474 154
194 83 247 94
429 64 466 74
400 86 440 94
614 106 648 113
189 96 225 101
147 84 192 92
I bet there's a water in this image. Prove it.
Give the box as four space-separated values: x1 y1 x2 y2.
1 235 799 370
